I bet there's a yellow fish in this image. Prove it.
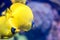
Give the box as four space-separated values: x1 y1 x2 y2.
11 0 27 4
0 3 33 39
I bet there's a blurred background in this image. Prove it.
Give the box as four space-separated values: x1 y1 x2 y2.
0 0 60 40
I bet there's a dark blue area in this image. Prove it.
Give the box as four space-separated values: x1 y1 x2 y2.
0 0 12 16
11 27 16 34
24 25 51 40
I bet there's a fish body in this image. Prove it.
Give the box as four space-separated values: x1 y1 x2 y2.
0 3 33 39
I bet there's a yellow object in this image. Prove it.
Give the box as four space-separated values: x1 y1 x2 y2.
0 3 33 39
11 0 27 4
